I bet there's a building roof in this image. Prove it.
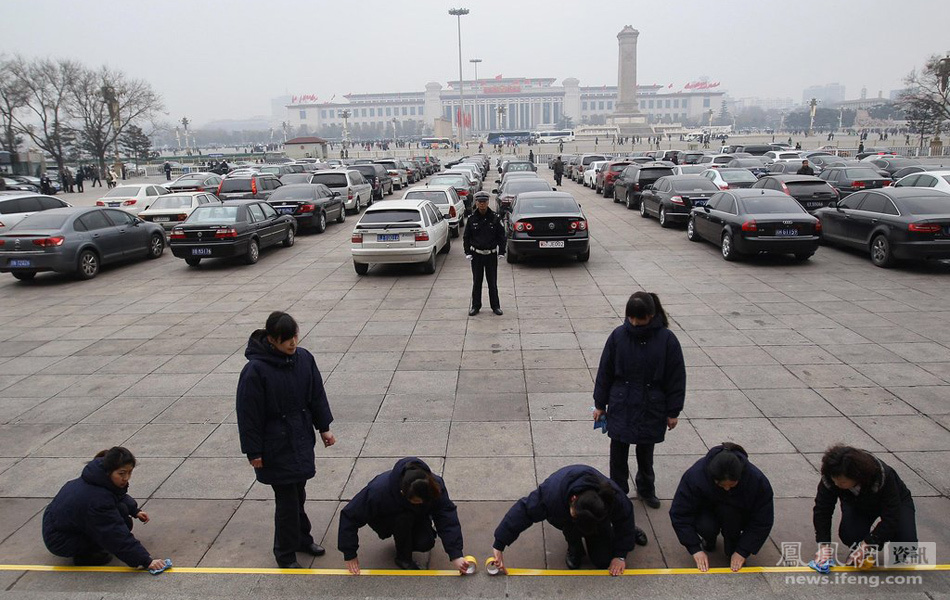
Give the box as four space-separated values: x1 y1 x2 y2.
285 137 327 145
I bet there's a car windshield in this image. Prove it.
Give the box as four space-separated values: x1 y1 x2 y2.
187 205 239 223
676 166 706 174
517 196 579 213
281 174 311 184
507 163 532 172
786 181 832 195
672 179 718 192
720 170 758 182
641 168 674 179
104 186 140 197
900 195 950 215
741 196 805 214
610 164 631 172
150 195 194 209
845 169 882 179
430 176 464 186
11 212 69 230
733 160 763 167
259 167 281 174
507 180 552 194
359 209 422 225
310 173 348 187
405 190 450 204
173 176 205 184
219 179 253 192
269 186 315 201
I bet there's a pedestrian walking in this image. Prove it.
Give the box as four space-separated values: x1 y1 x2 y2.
64 169 74 193
42 447 168 571
106 167 118 189
236 311 336 569
593 292 687 510
669 443 774 573
528 149 534 164
812 445 917 567
558 140 564 153
491 465 648 575
797 160 815 176
338 457 469 574
858 142 865 154
91 166 102 187
553 155 564 187
75 166 85 193
463 191 506 316
40 176 52 195
163 161 172 181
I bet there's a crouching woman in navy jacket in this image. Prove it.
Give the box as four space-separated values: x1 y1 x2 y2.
42 447 166 571
338 457 468 574
669 443 774 572
492 465 647 576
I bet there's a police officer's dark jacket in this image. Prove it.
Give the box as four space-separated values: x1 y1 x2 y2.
593 315 686 445
42 459 152 568
493 465 637 560
669 445 775 557
237 330 333 485
463 207 506 255
337 457 463 561
813 455 912 547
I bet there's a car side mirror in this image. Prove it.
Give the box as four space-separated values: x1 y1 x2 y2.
703 206 711 213
331 191 341 197
495 179 501 184
492 188 498 194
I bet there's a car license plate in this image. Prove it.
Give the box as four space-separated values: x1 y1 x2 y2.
377 234 400 242
693 199 707 207
539 240 565 248
776 229 798 236
278 207 295 215
153 216 170 222
108 202 120 207
9 259 31 267
191 248 212 256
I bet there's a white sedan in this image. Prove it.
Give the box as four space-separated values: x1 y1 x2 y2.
584 161 609 188
893 170 950 194
403 186 466 237
96 184 169 215
351 198 450 275
138 192 220 232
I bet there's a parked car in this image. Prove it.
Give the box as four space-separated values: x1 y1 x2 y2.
0 194 71 232
762 150 804 163
818 166 891 197
309 169 372 214
403 186 465 237
767 160 807 175
266 183 345 233
215 175 282 201
701 168 759 190
572 154 609 183
138 192 220 232
493 177 553 215
166 172 223 194
583 160 610 188
680 151 705 165
258 164 295 177
505 191 589 263
814 187 950 267
613 163 675 208
867 157 922 177
671 165 707 176
751 175 839 214
501 161 537 177
726 158 769 177
429 174 474 213
350 198 450 275
95 184 169 215
893 170 950 194
350 163 393 200
0 207 165 280
696 154 736 169
2 177 39 193
443 169 481 195
855 147 896 160
279 173 314 185
687 189 821 262
169 199 296 266
595 161 633 196
374 159 409 190
733 144 773 156
638 175 720 227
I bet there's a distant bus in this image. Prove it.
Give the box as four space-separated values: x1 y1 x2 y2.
487 131 532 145
534 130 575 143
420 137 453 149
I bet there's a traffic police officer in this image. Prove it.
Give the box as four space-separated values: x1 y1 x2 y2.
463 191 506 316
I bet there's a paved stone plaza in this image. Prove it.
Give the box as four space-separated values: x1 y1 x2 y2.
0 167 949 598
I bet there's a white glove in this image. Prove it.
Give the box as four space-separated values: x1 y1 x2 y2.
466 254 473 261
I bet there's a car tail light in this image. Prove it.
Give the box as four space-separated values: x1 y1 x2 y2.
176 213 188 221
851 181 865 188
741 220 758 232
814 220 822 232
415 231 430 242
373 177 380 186
569 219 588 231
195 187 204 192
32 236 65 247
299 204 314 213
633 183 640 191
908 223 941 233
251 179 258 195
514 221 534 232
719 184 729 190
670 195 684 205
351 232 363 243
449 205 457 218
457 189 468 196
170 229 185 240
123 200 137 206
96 201 105 206
0 239 5 246
215 227 238 238
348 191 354 200
781 183 790 194
883 180 892 187
217 181 224 195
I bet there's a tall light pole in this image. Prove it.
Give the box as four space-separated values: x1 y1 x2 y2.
449 8 469 146
808 97 819 137
470 58 482 134
340 109 351 146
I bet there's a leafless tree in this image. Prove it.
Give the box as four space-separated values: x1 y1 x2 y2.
0 57 28 161
900 54 950 140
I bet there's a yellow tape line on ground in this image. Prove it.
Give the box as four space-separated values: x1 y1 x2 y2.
0 564 947 576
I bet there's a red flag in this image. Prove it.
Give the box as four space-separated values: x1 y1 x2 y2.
668 83 673 88
495 74 502 80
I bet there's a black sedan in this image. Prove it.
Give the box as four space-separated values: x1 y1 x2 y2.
818 166 891 197
169 200 296 267
505 191 589 263
686 189 820 262
166 172 223 194
639 175 719 228
613 164 675 209
266 183 345 233
814 187 950 267
751 175 839 214
726 158 769 178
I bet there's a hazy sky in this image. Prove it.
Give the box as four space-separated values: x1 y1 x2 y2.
3 0 949 127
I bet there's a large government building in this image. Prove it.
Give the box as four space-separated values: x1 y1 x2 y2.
284 77 725 137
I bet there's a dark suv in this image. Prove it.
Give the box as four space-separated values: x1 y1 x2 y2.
751 175 839 213
350 163 393 201
818 167 891 197
613 163 676 209
216 174 283 201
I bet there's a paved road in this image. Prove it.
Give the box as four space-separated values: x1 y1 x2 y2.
0 168 948 598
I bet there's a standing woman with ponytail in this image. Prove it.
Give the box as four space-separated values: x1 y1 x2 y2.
593 291 687 510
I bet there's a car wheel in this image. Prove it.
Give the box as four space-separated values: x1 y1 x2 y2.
594 183 601 193
147 233 165 258
506 245 519 263
870 234 895 268
687 216 700 242
245 238 260 265
185 257 201 267
422 249 436 274
721 232 739 262
603 186 611 198
577 247 590 262
77 249 100 280
795 252 814 262
639 200 649 218
625 192 634 210
451 225 459 238
12 271 36 281
659 207 670 228
311 211 327 233
354 261 369 275
440 235 451 254
282 226 295 247
612 189 619 203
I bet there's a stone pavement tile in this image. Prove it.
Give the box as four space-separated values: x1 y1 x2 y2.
12 395 113 425
199 499 339 568
23 339 96 357
752 453 819 498
650 455 703 500
153 457 254 499
524 368 592 394
0 424 64 458
411 320 468 335
763 345 841 365
920 362 950 382
37 355 114 375
340 456 444 501
427 501 546 570
124 457 184 498
766 497 824 560
320 422 371 458
896 452 950 496
534 456 612 487
403 333 457 353
743 329 814 347
521 349 586 370
520 333 580 351
852 415 950 452
447 421 533 457
705 346 778 367
771 417 884 453
889 386 950 414
245 458 356 501
152 354 230 374
814 387 915 416
298 336 354 353
153 396 235 424
0 356 62 376
463 333 521 352
531 420 610 457
681 346 714 367
186 373 239 397
326 394 383 423
459 350 523 370
360 422 450 457
30 423 142 458
785 364 875 388
692 418 796 453
324 370 394 396
453 393 529 422
914 497 950 556
685 366 739 391
135 498 241 567
652 420 709 456
0 498 46 544
0 375 27 394
881 342 950 363
211 352 249 374
359 321 416 336
457 369 525 394
853 362 946 387
849 326 930 344
519 318 574 334
80 396 178 424
0 397 47 424
722 365 806 389
681 390 763 419
124 424 217 457
192 424 241 457
0 457 16 475
821 343 906 364
388 370 458 395
443 457 537 501
93 354 171 375
527 392 590 421
121 372 205 397
2 374 84 398
335 352 403 372
375 393 455 422
397 350 462 371
0 511 61 565
0 457 85 497
577 330 614 350
803 452 940 498
688 329 755 347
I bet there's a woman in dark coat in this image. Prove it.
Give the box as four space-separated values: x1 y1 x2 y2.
669 443 774 572
236 311 336 569
338 457 468 574
492 465 646 575
42 447 166 571
813 445 916 566
593 292 686 509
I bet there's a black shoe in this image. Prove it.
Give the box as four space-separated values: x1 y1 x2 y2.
394 557 424 570
565 546 585 570
277 561 303 569
634 527 649 547
641 495 661 509
701 536 716 552
300 543 325 557
492 308 503 316
74 551 111 566
469 308 480 316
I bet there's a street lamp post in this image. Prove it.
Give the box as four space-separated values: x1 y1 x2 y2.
448 8 469 147
470 58 482 134
808 98 819 137
932 53 950 149
340 109 351 147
